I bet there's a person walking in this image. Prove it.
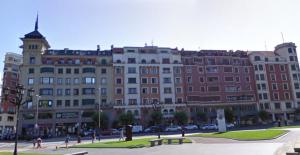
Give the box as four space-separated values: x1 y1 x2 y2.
36 137 42 149
119 127 124 141
65 134 70 148
32 137 36 148
92 132 96 143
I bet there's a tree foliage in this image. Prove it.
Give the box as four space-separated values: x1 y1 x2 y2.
150 111 163 125
174 111 188 125
196 111 207 123
258 110 270 121
92 112 109 130
119 112 135 126
225 109 235 123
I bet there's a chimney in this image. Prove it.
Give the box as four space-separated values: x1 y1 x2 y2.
97 45 100 51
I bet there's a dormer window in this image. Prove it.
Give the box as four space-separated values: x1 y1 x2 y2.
29 44 38 49
254 56 261 61
141 59 146 64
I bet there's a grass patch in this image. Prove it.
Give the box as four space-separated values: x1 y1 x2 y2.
0 153 61 155
271 125 300 129
72 137 192 148
189 129 287 140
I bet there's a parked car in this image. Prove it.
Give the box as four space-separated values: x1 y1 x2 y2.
112 129 120 135
184 124 199 130
83 129 94 136
201 124 218 130
132 125 143 133
226 123 235 128
165 125 181 132
144 126 161 133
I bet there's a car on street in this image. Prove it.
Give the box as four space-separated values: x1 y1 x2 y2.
165 125 181 132
201 124 218 130
184 124 199 130
112 129 120 134
83 129 94 136
226 123 235 128
143 126 161 133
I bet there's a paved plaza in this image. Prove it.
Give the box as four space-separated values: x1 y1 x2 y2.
2 128 300 155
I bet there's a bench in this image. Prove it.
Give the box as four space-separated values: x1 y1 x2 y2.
149 139 163 147
294 139 300 153
164 137 185 144
65 151 88 155
286 153 299 155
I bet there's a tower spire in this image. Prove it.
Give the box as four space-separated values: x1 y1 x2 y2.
35 13 38 31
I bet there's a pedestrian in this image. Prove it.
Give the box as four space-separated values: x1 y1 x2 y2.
32 137 36 148
92 132 96 143
37 137 42 149
65 134 70 148
119 127 124 141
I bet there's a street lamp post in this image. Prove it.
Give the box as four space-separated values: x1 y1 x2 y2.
152 101 160 139
3 84 34 155
35 95 41 137
98 87 101 141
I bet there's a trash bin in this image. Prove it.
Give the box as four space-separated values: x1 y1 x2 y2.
125 125 132 141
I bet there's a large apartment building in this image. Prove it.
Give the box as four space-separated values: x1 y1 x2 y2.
249 42 300 121
181 50 258 123
19 21 113 136
0 53 22 136
112 46 185 124
13 18 300 136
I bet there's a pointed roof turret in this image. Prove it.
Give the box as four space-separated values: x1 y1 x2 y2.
35 14 38 31
24 14 45 39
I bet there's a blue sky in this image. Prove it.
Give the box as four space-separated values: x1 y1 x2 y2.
1 0 300 65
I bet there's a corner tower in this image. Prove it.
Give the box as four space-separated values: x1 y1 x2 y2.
20 15 50 66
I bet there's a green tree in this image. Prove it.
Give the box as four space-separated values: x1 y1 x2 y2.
196 111 207 123
225 109 235 123
92 112 109 130
173 111 188 125
150 111 163 125
258 110 270 121
119 112 134 126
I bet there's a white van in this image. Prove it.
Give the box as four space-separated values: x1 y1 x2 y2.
132 125 143 133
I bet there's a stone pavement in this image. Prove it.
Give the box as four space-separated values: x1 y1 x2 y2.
24 143 284 155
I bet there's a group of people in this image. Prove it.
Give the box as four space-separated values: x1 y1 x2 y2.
31 128 126 150
32 137 42 149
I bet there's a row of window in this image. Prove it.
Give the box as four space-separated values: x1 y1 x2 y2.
29 67 107 74
28 77 107 85
43 58 108 65
260 102 292 110
24 99 101 109
39 88 107 96
120 58 176 64
256 73 288 81
186 76 250 83
186 66 249 74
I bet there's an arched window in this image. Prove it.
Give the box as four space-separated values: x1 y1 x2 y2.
151 59 156 64
163 109 168 115
254 56 261 61
169 109 174 114
134 110 139 116
141 59 146 64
